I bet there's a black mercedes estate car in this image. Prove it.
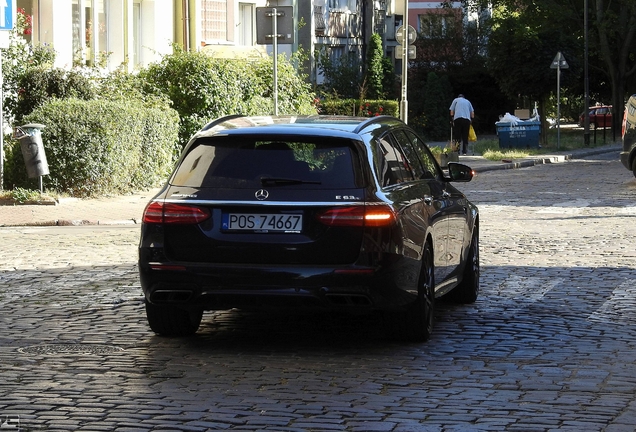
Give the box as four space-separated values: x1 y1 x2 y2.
139 115 479 341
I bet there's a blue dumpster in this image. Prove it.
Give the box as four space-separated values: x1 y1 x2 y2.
495 120 541 148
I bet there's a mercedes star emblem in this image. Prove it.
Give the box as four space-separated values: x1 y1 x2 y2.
255 189 269 200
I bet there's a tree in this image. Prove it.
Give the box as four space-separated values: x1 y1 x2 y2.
364 33 385 99
408 4 509 133
485 1 582 142
2 8 56 125
315 47 362 99
591 0 636 131
473 0 636 138
421 72 453 141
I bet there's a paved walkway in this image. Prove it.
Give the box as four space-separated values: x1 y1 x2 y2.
0 143 621 227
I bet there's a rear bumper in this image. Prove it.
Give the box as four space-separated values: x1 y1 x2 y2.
139 259 418 312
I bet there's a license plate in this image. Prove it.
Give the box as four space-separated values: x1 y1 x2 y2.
222 213 303 232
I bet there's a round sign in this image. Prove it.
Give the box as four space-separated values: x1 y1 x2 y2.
396 25 417 45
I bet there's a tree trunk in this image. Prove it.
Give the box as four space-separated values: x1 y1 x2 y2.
594 0 636 141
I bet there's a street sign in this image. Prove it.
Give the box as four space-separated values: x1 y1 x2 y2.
0 0 14 30
550 51 569 69
551 51 569 150
395 45 416 60
396 25 416 45
256 7 294 45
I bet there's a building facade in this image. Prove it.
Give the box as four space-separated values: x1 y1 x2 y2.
15 1 475 83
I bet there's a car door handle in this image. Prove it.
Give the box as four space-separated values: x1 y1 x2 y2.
442 191 451 199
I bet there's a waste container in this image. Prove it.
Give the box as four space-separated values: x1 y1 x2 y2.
495 120 541 149
16 123 49 178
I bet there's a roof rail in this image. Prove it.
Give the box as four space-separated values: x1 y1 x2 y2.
352 115 399 134
200 114 246 132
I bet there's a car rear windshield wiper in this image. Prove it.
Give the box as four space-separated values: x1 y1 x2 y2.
260 177 322 185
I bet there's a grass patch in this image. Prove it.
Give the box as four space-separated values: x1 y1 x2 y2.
474 124 619 161
0 187 58 205
482 149 532 161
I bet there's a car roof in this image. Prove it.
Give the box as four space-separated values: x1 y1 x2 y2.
192 115 403 139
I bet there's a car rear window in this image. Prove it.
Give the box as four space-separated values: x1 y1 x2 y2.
171 136 359 189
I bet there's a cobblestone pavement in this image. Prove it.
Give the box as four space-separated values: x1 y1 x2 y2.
1 151 636 431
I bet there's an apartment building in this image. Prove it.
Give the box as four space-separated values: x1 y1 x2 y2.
14 1 473 82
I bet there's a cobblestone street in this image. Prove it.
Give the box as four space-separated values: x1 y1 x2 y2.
1 151 635 431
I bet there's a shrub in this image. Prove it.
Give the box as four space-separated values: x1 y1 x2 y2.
14 67 97 123
4 98 179 197
315 47 362 99
249 55 317 116
318 98 399 117
138 46 316 146
407 72 454 141
2 20 56 125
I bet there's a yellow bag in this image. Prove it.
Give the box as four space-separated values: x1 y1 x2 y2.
468 124 477 142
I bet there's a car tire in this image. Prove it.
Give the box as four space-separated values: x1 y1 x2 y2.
397 242 435 342
448 226 480 304
145 299 203 336
632 158 636 178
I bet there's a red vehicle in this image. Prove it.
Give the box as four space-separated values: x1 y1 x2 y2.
579 105 613 128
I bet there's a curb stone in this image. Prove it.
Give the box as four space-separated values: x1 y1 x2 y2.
471 143 621 173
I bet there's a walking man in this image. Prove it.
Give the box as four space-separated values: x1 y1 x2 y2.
449 94 474 155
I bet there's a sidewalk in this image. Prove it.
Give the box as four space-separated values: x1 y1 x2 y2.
0 142 621 227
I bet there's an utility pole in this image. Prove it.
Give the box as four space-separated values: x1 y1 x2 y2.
583 0 590 146
399 0 408 123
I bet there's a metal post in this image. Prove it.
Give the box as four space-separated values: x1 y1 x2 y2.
399 0 408 123
272 8 278 116
583 0 590 146
556 61 561 150
0 51 3 191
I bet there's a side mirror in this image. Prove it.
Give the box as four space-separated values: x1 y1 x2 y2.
447 162 474 182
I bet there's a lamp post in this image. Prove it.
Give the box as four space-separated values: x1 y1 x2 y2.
400 0 408 123
583 0 590 146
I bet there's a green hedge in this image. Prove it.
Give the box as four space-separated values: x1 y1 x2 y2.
317 99 399 117
15 67 96 124
4 98 179 197
138 47 317 146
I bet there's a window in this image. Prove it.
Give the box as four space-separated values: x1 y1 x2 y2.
238 3 255 46
95 0 107 57
315 5 326 35
403 130 439 179
374 135 414 187
72 0 83 64
329 0 349 10
172 137 358 189
202 0 227 42
72 0 108 66
418 13 454 38
132 1 141 66
392 130 426 180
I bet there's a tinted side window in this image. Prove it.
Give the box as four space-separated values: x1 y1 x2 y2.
373 135 415 187
392 129 425 179
403 130 439 179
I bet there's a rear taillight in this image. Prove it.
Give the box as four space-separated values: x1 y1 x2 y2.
142 201 211 224
316 205 395 227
